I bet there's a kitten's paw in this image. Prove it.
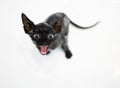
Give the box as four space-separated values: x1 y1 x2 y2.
65 50 72 59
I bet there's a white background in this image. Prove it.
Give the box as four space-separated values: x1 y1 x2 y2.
0 0 120 88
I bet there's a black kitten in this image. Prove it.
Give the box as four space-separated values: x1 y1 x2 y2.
21 12 99 58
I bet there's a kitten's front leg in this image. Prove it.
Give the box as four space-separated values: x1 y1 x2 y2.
61 39 72 59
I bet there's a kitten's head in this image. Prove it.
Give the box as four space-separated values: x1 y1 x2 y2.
21 13 64 55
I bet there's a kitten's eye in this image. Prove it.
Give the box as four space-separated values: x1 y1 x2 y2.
33 34 40 39
48 34 54 39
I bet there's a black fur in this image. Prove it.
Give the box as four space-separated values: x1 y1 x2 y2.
21 12 99 58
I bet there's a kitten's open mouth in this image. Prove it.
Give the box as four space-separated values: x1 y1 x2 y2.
38 46 48 55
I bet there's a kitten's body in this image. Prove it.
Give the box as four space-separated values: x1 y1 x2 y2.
21 12 99 58
46 13 69 50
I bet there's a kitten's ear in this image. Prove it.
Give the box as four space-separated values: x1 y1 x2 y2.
21 13 35 34
52 16 64 33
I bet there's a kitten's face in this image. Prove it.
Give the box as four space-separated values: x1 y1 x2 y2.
21 13 63 55
29 23 55 54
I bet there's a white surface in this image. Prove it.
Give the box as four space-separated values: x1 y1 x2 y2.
0 0 120 88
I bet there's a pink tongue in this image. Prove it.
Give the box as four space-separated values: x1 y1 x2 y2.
40 46 48 55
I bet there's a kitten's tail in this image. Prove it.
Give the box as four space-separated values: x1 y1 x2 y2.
70 20 100 29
